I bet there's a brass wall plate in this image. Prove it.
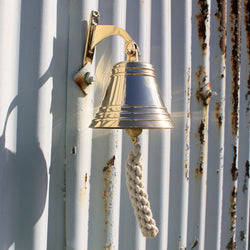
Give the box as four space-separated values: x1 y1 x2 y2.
83 10 100 66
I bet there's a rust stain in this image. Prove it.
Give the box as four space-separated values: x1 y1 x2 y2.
102 156 115 216
103 156 115 172
245 160 250 178
244 0 250 112
230 187 237 233
215 0 227 54
195 0 208 52
195 66 212 105
195 168 199 179
198 119 205 144
191 239 199 249
230 0 241 136
199 155 204 174
215 102 223 127
231 146 238 181
185 170 189 180
196 0 209 52
84 172 88 186
226 237 236 249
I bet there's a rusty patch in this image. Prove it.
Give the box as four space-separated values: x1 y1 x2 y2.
231 146 238 181
199 155 204 174
84 172 88 184
230 186 237 233
195 66 212 105
103 156 115 172
244 0 250 111
198 119 205 144
215 0 227 54
226 237 236 249
245 160 250 178
215 102 223 127
230 0 241 136
191 239 199 249
196 0 209 52
195 168 199 179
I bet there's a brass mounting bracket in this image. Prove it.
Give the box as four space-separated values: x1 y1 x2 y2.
74 10 140 94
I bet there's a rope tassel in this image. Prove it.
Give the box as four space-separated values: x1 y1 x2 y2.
125 143 159 238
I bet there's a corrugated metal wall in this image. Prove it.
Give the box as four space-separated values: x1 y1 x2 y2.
0 0 249 249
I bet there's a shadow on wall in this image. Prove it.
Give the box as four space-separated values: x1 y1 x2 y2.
0 98 47 249
0 1 49 249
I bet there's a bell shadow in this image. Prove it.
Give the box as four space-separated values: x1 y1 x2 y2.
0 1 48 249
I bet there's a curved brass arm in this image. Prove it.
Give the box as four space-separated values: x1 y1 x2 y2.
92 25 132 48
83 11 139 66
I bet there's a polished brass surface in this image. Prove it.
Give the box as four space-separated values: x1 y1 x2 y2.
83 11 139 66
126 128 142 143
90 61 174 129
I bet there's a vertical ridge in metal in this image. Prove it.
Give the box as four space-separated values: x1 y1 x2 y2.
102 1 126 248
188 1 211 249
235 1 250 249
177 0 192 249
205 1 227 249
134 0 151 249
221 0 241 249
65 1 97 249
158 0 172 249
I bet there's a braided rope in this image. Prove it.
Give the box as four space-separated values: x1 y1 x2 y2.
125 143 159 238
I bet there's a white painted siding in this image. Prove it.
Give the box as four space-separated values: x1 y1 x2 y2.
0 0 249 249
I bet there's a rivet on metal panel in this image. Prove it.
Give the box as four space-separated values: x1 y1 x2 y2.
196 0 209 53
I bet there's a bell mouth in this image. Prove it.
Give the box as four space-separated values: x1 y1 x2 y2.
90 61 174 129
89 105 174 129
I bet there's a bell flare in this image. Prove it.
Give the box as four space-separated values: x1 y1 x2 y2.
90 61 174 129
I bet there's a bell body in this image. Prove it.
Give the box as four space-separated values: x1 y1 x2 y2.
90 61 174 129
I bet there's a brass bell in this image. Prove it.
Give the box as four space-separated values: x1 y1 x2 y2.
90 61 174 130
74 10 174 142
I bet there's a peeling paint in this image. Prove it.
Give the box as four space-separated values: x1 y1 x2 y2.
196 0 209 52
230 187 237 232
244 0 250 112
245 160 250 178
215 0 227 54
198 119 205 144
191 238 199 249
102 156 115 217
231 146 238 181
230 0 241 136
226 236 236 249
195 66 212 105
215 102 223 127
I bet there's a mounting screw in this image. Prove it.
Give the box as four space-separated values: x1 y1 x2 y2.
84 72 94 85
74 68 95 95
